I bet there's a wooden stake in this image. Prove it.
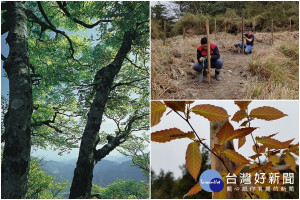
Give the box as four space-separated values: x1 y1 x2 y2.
215 18 217 40
183 27 185 39
253 20 256 33
206 19 211 84
290 19 292 31
271 19 274 45
242 17 244 54
163 20 167 46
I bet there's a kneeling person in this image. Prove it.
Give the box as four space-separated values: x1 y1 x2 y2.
193 37 223 82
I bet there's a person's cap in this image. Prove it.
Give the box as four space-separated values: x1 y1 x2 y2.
247 27 252 31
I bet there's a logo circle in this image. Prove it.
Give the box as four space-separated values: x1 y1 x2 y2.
199 169 224 192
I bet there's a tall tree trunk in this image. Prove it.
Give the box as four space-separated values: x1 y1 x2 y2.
1 2 33 199
69 30 136 198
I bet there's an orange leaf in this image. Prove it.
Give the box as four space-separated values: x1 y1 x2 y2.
249 106 287 121
268 154 280 165
240 120 250 127
234 101 252 111
216 121 234 145
223 149 249 164
284 152 296 172
246 161 272 173
191 104 230 122
232 110 247 122
183 182 202 198
249 153 262 160
185 101 195 104
164 101 186 112
233 164 246 175
252 144 266 154
212 144 222 155
151 128 195 143
289 143 299 155
186 141 202 181
216 121 256 145
256 137 294 149
238 137 246 149
151 101 166 127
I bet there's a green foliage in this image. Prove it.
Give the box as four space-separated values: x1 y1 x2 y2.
92 179 149 199
118 132 150 178
26 158 68 199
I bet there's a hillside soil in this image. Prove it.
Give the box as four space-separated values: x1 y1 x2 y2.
151 31 299 99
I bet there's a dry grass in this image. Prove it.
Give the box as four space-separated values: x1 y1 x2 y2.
246 32 299 99
151 31 299 99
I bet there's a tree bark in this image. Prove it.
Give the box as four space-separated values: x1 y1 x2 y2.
1 2 33 199
69 30 136 198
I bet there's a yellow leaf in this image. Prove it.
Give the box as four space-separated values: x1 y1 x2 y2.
238 136 246 149
249 106 287 121
191 104 230 122
186 141 201 181
183 182 202 198
151 128 195 143
232 110 247 122
252 144 266 154
268 154 280 165
233 164 246 175
223 149 249 164
234 101 252 111
216 121 256 145
284 152 296 172
212 144 222 156
256 137 294 149
151 101 166 127
164 101 186 112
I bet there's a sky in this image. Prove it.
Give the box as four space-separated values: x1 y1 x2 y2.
151 100 299 178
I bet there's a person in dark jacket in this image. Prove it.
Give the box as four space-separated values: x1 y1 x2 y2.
235 27 254 54
193 37 223 82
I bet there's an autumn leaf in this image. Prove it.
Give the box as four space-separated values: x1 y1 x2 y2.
223 149 249 164
268 154 280 165
249 153 262 160
246 161 272 173
185 101 195 104
254 190 270 199
151 128 195 143
186 141 202 181
233 164 246 175
151 101 166 127
164 101 186 112
234 101 252 111
284 152 296 172
232 110 247 122
256 137 294 149
289 143 299 155
252 144 266 154
249 106 287 121
191 104 230 122
216 121 234 145
216 121 256 145
183 182 202 198
240 120 250 127
212 144 222 156
238 137 246 149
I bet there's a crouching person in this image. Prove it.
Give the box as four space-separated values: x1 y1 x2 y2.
193 37 223 83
